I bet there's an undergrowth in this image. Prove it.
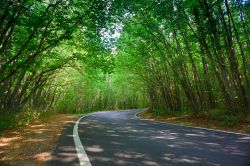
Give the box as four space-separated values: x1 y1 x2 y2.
206 109 241 126
0 109 58 132
151 108 243 127
0 108 95 132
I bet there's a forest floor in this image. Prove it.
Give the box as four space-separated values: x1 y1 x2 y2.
139 110 250 134
0 114 78 166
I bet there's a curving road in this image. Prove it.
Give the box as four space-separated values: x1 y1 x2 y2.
49 110 250 166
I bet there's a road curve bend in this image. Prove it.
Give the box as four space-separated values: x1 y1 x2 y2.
50 110 250 166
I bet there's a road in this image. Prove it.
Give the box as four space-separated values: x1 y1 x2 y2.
49 110 250 166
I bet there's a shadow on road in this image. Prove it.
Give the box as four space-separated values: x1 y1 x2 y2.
79 111 250 166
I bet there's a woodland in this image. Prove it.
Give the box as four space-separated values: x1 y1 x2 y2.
0 0 250 129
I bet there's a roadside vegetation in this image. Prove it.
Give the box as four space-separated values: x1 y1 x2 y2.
0 0 250 133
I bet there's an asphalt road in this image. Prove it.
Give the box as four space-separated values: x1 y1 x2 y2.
49 110 250 166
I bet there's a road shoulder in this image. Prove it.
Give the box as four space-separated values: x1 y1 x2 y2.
137 110 250 135
0 114 78 166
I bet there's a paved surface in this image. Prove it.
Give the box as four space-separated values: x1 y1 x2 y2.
49 110 250 166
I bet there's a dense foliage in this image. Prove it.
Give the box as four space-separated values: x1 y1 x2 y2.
0 0 249 119
116 0 250 115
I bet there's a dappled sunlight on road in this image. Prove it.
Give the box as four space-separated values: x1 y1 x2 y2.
86 145 104 152
48 121 81 165
75 110 250 166
142 160 160 166
114 152 144 158
56 147 78 162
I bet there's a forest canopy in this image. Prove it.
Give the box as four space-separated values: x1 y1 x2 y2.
0 0 249 118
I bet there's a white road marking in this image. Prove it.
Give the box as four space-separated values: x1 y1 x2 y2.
73 110 137 166
73 114 93 166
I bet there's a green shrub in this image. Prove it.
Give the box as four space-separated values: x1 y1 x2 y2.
153 108 166 115
220 115 239 127
0 115 15 131
207 109 225 120
245 128 250 134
